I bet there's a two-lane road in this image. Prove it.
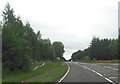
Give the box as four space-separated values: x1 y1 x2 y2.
61 62 119 84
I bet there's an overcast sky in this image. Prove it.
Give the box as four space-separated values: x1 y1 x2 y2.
0 0 119 60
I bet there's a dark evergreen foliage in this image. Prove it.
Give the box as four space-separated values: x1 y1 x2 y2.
72 37 119 61
2 3 65 71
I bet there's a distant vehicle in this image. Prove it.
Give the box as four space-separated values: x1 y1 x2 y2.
71 60 73 62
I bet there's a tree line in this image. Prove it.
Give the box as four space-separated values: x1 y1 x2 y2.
1 3 65 71
72 36 119 61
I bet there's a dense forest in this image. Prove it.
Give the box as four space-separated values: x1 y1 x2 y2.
1 3 65 71
72 36 119 61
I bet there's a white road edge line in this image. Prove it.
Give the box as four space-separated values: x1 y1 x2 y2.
81 65 115 84
58 63 70 82
96 72 103 77
105 78 116 84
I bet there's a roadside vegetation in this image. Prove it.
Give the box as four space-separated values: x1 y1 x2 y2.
1 3 67 83
71 36 119 62
2 61 68 82
34 62 68 82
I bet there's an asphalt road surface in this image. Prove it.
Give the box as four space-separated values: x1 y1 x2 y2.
61 62 119 84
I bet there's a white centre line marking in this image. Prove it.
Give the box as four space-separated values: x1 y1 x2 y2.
103 66 118 71
109 77 117 79
78 63 116 84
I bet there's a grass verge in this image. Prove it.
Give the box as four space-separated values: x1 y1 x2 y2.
34 63 68 82
2 61 67 82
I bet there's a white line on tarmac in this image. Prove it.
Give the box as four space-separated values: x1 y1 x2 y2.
79 64 115 84
58 63 70 82
109 77 117 79
103 66 118 71
113 68 118 71
96 72 103 77
91 70 96 73
105 78 116 84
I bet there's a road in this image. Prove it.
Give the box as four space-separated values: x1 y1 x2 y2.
61 62 119 84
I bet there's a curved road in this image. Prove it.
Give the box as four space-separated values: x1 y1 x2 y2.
60 62 119 84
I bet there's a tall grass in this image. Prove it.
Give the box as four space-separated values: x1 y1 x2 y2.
2 61 65 82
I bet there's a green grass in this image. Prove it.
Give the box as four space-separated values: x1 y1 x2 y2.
84 60 120 63
2 61 65 82
34 63 68 82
